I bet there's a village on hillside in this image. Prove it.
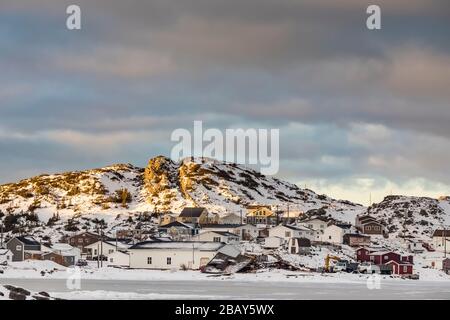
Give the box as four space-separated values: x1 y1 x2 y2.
1 205 449 279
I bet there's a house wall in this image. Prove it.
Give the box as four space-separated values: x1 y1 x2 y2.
362 222 383 235
192 232 239 244
433 236 450 253
356 248 371 262
234 225 259 240
108 252 130 267
389 263 413 275
287 239 310 255
269 226 314 241
344 235 371 247
129 249 217 270
263 237 284 249
42 252 66 266
321 226 349 244
68 233 101 251
7 238 25 262
299 219 327 231
84 242 120 258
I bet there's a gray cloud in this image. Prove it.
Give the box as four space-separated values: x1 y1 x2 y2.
0 0 449 203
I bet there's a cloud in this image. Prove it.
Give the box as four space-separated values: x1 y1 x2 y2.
0 0 449 204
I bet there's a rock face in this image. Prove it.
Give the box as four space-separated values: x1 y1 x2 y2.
367 195 450 238
0 156 364 220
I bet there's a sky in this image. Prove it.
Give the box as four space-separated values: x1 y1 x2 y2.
0 0 450 206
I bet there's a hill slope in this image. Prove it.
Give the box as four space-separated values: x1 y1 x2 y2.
0 156 364 225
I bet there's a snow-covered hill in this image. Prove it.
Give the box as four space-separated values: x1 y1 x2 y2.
367 195 450 239
0 156 363 223
2 155 450 244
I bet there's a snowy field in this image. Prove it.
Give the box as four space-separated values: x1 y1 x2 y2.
1 261 450 299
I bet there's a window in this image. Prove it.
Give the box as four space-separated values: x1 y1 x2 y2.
16 245 22 251
285 231 291 237
167 257 172 265
110 258 114 263
7 256 10 260
403 266 407 272
213 237 221 242
108 249 114 254
147 257 152 265
78 239 83 243
384 255 389 260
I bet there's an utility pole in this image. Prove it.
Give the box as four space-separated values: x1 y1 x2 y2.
100 228 104 268
0 223 3 248
287 204 290 225
444 225 447 259
192 242 195 270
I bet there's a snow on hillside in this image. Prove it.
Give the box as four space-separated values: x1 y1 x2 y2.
367 195 450 239
0 156 365 243
2 156 449 246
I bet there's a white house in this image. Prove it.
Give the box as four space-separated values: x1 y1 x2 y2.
263 236 285 249
233 224 259 240
432 230 450 253
192 231 240 244
298 217 328 232
0 249 13 265
107 251 130 267
84 240 131 259
268 224 315 241
321 224 353 244
128 241 235 270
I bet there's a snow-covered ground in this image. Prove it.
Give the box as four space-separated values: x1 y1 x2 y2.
1 260 450 299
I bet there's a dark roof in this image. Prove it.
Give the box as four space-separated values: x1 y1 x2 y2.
201 224 242 229
15 236 40 246
334 223 352 229
303 216 328 222
179 207 207 218
433 230 450 237
212 231 239 237
159 221 193 229
292 237 311 247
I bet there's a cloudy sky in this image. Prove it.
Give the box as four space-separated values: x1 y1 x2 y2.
1 0 449 205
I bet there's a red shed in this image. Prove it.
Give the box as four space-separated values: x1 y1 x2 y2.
386 260 413 275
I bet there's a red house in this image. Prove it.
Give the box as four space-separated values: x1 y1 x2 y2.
356 248 413 265
356 247 371 262
386 260 414 275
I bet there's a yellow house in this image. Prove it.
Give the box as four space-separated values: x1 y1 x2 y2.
246 206 276 225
